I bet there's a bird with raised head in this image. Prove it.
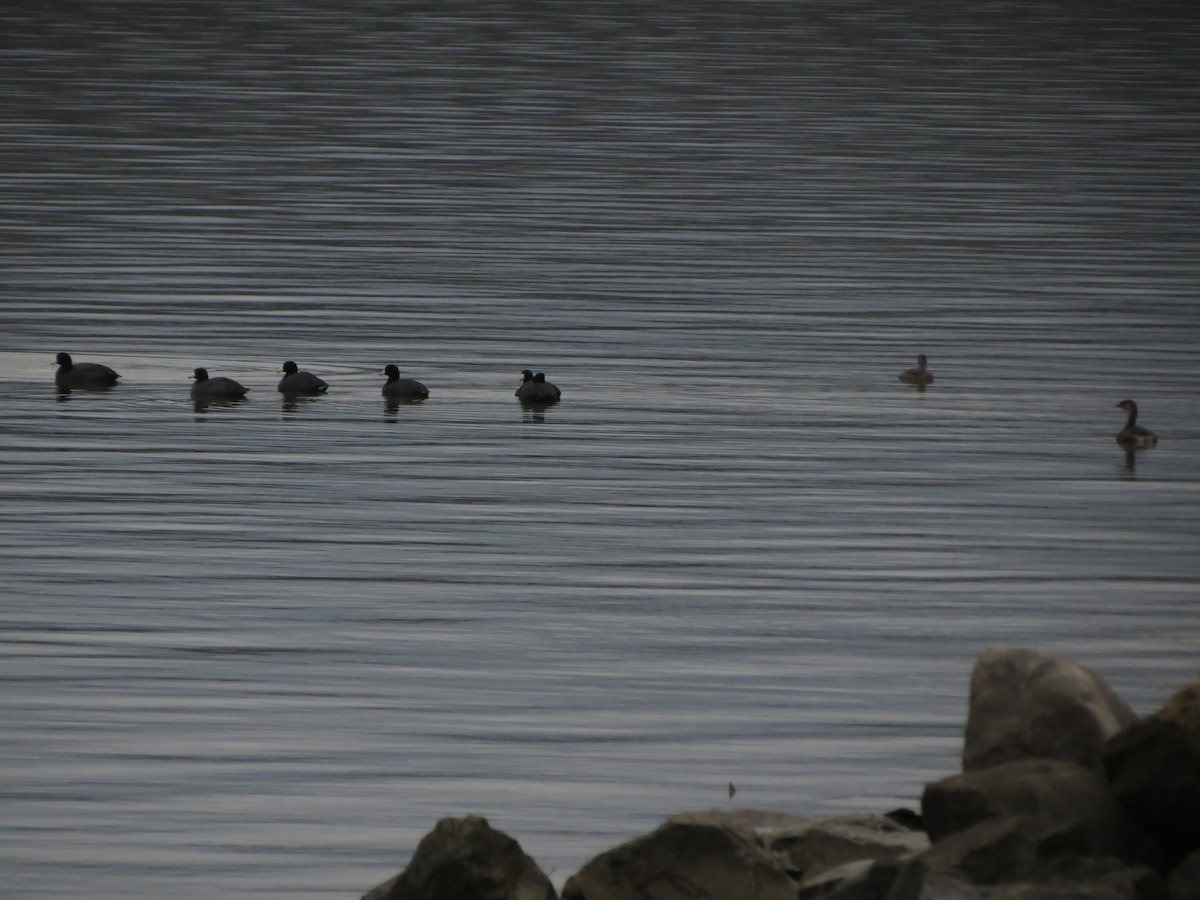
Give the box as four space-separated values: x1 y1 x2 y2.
277 360 328 394
55 352 120 389
190 367 249 400
1116 399 1157 448
899 354 934 386
516 370 561 402
380 364 429 401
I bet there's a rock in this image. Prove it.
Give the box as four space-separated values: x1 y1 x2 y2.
887 817 1037 897
886 816 1166 900
922 758 1152 863
1167 850 1200 900
884 809 924 831
766 813 929 882
667 808 814 833
1158 682 1200 738
799 859 874 900
362 815 555 900
979 856 1167 900
561 810 799 900
888 874 984 900
1104 716 1200 868
797 857 907 900
963 648 1137 773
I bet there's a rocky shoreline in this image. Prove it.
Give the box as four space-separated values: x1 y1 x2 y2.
362 647 1200 900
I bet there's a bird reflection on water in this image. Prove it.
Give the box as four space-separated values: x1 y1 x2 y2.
192 396 249 417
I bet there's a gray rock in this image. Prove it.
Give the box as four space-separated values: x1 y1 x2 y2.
922 758 1151 863
888 872 986 900
1104 716 1200 868
768 813 930 882
362 815 555 900
891 816 1042 893
1167 850 1200 900
561 811 798 900
963 648 1137 773
886 817 1166 900
667 807 815 833
978 855 1167 900
798 858 908 900
1157 683 1200 737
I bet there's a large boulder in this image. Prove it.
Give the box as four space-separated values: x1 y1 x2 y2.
969 855 1166 900
765 813 929 883
1158 683 1200 737
796 857 909 900
666 808 814 834
892 816 1048 896
963 648 1137 773
922 758 1153 863
561 809 799 900
886 816 1166 900
1167 851 1200 900
1104 715 1200 869
362 815 556 900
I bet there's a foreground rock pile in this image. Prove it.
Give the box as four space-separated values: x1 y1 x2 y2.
363 647 1200 900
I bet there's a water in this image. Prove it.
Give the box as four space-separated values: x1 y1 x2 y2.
2 3 1199 897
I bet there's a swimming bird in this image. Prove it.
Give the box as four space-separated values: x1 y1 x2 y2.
190 367 249 400
381 364 429 401
54 352 120 389
277 360 328 394
1116 399 1157 448
899 354 934 386
516 370 561 402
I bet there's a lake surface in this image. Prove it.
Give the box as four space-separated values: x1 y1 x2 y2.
2 2 1198 897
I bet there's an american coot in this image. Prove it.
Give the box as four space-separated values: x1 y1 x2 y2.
191 367 249 400
1116 399 1157 448
277 360 328 394
899 354 934 386
515 370 561 402
55 352 120 389
381 364 429 400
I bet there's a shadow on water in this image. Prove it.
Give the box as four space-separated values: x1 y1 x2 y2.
383 397 426 422
1119 445 1153 480
192 397 249 417
519 397 559 423
55 384 119 401
280 393 326 415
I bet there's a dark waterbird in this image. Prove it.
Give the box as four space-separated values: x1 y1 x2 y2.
380 364 429 401
899 354 934 386
1116 399 1157 449
515 370 561 402
190 367 249 401
277 360 328 394
54 352 120 389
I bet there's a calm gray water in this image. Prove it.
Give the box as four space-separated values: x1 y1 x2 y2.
2 3 1199 897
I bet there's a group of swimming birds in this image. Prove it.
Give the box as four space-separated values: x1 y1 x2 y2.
53 351 562 404
893 353 1157 450
53 350 1157 448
